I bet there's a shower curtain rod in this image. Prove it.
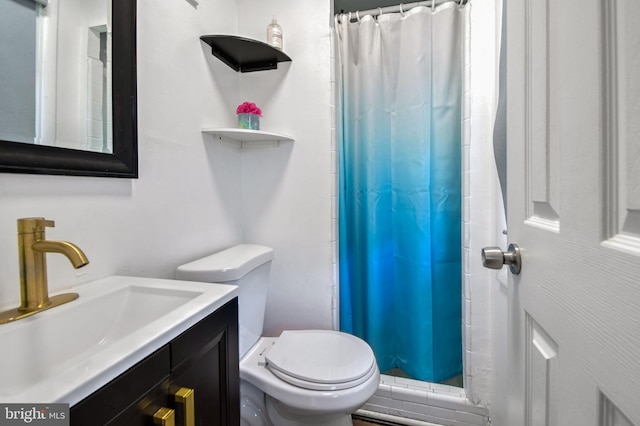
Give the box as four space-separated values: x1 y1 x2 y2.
336 0 467 22
31 0 48 6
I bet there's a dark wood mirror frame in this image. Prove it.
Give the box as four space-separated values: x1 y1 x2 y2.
0 0 138 178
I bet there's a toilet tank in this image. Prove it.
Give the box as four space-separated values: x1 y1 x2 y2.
176 244 274 357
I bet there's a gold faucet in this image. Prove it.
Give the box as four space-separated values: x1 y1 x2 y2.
0 218 89 324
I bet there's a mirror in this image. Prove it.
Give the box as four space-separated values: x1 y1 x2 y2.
0 0 137 178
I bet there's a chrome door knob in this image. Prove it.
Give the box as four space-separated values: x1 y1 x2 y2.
481 243 522 275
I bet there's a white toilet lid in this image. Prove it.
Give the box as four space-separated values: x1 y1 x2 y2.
265 330 376 390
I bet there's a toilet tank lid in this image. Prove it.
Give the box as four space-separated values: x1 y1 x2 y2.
176 244 273 283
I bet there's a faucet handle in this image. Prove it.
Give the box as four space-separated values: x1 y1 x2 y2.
17 217 55 234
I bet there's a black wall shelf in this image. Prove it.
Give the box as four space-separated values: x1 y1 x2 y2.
200 35 292 73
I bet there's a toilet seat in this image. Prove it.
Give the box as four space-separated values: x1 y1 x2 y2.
268 362 377 391
265 330 376 391
240 336 381 416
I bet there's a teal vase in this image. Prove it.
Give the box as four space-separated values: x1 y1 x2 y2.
237 113 260 130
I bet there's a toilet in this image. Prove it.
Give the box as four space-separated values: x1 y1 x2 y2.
175 244 380 426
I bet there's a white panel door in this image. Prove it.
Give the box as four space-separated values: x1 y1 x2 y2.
503 0 640 425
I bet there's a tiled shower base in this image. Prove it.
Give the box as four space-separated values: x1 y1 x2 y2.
355 375 490 426
384 368 463 388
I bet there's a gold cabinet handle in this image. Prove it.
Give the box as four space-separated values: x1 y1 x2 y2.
174 387 195 426
153 407 175 426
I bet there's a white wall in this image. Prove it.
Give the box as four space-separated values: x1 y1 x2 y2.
0 0 245 307
235 0 334 336
0 0 336 341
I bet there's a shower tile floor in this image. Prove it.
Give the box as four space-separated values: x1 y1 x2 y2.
350 370 463 426
383 368 463 388
353 369 484 426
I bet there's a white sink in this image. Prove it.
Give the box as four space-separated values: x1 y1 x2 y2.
0 276 237 405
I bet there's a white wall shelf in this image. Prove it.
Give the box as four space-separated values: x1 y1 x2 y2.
203 128 294 148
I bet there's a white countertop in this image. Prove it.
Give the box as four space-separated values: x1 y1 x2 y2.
0 276 237 405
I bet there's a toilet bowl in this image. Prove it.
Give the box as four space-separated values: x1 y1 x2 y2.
242 333 379 425
176 244 379 426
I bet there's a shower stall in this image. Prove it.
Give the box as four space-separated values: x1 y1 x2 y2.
333 0 505 423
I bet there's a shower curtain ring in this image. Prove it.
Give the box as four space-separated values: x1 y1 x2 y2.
348 11 352 23
378 7 383 17
399 3 405 16
356 10 361 22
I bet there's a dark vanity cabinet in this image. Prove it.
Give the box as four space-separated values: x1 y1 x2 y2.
70 298 240 426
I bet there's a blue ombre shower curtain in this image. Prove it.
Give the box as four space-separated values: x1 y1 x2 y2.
336 3 464 382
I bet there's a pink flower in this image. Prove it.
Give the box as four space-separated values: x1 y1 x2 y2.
236 102 262 116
